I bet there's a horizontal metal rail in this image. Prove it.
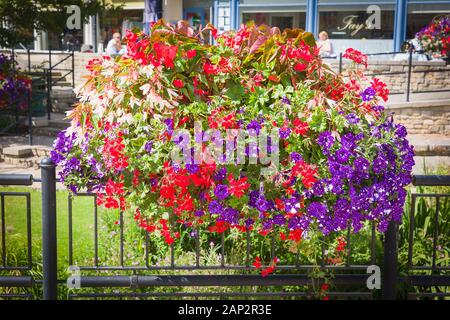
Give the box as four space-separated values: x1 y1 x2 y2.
75 274 371 288
407 275 450 287
0 174 34 186
69 291 374 299
0 276 34 287
413 175 450 186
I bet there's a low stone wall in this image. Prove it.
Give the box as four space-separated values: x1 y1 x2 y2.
387 101 450 135
328 59 450 94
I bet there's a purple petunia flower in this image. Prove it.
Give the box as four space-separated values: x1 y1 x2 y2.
186 164 199 174
214 184 229 200
317 131 334 154
360 87 376 101
290 152 303 162
194 210 204 217
345 113 360 124
214 167 227 181
208 200 222 215
145 141 153 153
247 120 262 135
279 126 291 139
273 214 286 225
281 96 291 105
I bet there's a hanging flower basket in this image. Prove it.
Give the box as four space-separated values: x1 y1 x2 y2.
416 15 450 63
51 20 414 273
0 53 31 111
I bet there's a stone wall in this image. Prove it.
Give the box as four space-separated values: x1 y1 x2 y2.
387 101 450 135
328 59 450 94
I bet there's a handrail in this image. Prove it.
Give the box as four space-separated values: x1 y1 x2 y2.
0 174 34 186
50 52 73 70
413 175 450 186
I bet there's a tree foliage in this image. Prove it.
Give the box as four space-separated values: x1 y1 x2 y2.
0 0 123 47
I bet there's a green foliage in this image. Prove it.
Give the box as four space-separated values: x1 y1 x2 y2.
0 0 123 47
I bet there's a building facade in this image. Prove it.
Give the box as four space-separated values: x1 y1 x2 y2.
32 0 450 54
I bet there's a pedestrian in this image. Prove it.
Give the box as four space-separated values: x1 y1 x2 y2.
317 31 334 58
106 32 125 57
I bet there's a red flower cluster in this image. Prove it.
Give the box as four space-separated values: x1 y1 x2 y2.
173 79 184 88
371 78 389 102
336 236 347 252
102 134 129 172
153 42 178 69
321 283 330 300
97 177 126 211
292 119 309 135
252 256 280 277
343 48 368 68
159 218 180 245
228 174 250 198
208 221 229 233
159 163 215 216
291 160 318 189
219 24 251 52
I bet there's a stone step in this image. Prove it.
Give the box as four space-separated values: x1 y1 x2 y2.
408 134 450 156
32 126 64 138
2 146 33 158
1 156 40 168
51 88 76 99
52 102 75 113
0 145 52 169
48 119 70 129
52 82 73 88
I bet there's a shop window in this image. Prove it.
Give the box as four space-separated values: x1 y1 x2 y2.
242 12 306 30
319 9 394 39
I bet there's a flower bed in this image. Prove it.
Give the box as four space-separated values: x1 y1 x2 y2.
0 53 31 110
416 15 450 59
51 21 414 271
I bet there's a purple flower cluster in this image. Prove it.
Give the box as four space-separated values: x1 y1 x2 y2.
207 200 240 224
301 117 414 234
317 131 334 154
360 87 376 102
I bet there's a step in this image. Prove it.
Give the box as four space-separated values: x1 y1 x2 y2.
32 126 64 138
48 119 70 129
52 82 73 88
28 71 63 78
51 89 76 99
408 134 450 156
52 102 75 113
2 146 33 158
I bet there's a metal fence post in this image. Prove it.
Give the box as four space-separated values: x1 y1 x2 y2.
47 48 52 120
339 52 343 74
71 50 75 88
382 220 398 300
406 46 413 102
41 158 57 300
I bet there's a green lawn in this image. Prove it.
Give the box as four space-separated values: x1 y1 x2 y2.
0 186 113 267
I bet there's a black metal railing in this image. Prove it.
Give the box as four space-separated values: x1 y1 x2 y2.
0 49 75 145
0 160 449 300
0 174 35 299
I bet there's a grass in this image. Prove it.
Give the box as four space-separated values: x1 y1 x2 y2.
0 187 118 269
